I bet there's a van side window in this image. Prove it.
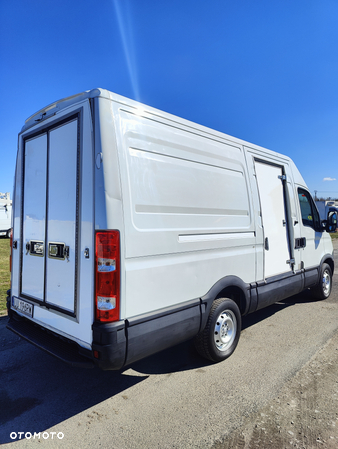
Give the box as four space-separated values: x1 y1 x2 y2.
298 188 321 231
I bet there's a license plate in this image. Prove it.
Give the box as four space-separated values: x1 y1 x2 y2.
12 297 33 318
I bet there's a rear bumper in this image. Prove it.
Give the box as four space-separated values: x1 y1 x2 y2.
6 289 127 370
92 321 127 370
7 312 95 368
6 310 127 370
6 293 201 371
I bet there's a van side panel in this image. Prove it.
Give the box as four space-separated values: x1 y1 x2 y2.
111 104 256 317
95 97 125 318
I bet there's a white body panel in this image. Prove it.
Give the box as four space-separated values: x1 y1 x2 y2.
10 89 334 356
109 106 255 316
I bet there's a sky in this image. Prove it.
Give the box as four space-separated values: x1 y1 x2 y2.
1 0 338 200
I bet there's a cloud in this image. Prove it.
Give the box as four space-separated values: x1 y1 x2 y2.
323 177 336 181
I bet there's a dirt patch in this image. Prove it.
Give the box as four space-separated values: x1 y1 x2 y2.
213 331 338 449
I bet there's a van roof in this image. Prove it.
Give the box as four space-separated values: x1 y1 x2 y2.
21 88 307 188
23 88 107 131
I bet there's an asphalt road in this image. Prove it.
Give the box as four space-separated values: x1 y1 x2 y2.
1 241 337 448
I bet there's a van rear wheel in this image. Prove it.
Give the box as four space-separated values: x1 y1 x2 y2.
194 298 241 362
312 263 332 300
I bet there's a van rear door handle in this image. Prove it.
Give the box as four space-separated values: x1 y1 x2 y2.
48 242 69 261
26 240 44 256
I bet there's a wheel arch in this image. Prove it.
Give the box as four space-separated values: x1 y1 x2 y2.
199 275 250 332
311 255 334 300
319 254 334 280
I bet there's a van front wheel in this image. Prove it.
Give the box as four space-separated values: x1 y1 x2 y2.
194 298 241 363
312 263 332 300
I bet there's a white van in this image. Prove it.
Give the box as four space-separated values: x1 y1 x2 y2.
7 89 337 369
0 193 12 238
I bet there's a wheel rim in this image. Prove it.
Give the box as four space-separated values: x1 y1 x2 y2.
322 269 331 297
214 310 237 351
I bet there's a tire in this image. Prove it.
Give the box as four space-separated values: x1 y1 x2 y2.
311 263 332 300
194 298 241 363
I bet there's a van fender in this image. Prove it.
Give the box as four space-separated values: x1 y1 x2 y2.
302 254 334 291
319 254 334 277
199 276 251 332
316 254 335 286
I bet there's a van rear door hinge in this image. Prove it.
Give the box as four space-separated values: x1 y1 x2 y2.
278 174 287 181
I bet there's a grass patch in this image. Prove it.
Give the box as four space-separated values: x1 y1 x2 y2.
331 232 338 240
0 237 10 313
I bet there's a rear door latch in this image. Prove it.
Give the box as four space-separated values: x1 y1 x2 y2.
26 240 44 257
48 242 70 261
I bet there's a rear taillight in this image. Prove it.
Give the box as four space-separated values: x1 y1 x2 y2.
95 231 120 322
9 228 12 272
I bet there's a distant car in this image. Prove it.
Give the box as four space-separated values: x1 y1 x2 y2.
315 201 338 227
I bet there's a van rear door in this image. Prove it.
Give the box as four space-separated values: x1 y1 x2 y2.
12 100 95 347
22 119 78 314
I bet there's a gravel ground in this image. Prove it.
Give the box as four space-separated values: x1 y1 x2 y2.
213 330 338 449
213 239 338 449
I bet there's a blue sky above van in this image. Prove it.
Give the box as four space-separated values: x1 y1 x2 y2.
1 0 338 198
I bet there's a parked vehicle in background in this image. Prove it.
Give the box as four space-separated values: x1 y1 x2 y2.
316 200 338 224
6 89 338 370
0 192 12 238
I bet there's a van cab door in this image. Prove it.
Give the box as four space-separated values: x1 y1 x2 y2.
295 187 326 269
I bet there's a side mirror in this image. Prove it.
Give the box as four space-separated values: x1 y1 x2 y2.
325 210 337 233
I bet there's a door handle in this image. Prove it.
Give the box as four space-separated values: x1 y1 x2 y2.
295 237 306 249
48 242 70 261
26 240 44 256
